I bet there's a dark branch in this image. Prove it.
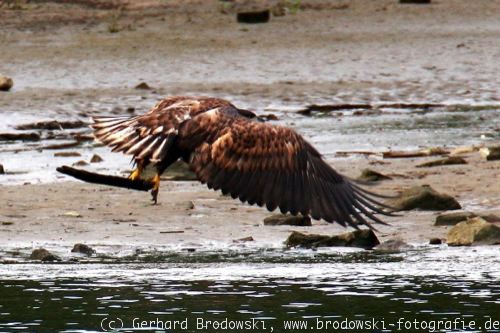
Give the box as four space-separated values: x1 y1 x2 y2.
56 165 154 191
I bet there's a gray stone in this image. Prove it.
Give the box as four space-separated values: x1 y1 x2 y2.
447 217 500 246
264 214 312 226
285 229 380 249
388 185 461 211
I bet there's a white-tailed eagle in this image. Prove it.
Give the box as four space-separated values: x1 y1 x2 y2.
91 96 393 229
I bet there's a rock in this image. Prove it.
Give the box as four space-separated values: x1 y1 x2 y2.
135 82 151 90
90 154 103 163
163 160 197 181
54 152 82 157
429 238 443 245
388 185 461 211
2 221 14 226
0 132 41 141
264 214 312 226
447 217 500 246
435 212 500 226
416 156 467 168
184 201 195 210
480 146 500 161
357 168 392 182
237 9 271 24
62 211 82 218
0 75 13 91
435 211 477 226
374 239 412 252
30 248 60 262
71 243 95 256
73 160 89 167
285 230 380 249
0 163 4 174
233 236 254 243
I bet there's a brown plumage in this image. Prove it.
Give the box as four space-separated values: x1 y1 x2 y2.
91 96 394 229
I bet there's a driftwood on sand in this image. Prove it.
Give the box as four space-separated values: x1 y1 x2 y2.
56 165 154 191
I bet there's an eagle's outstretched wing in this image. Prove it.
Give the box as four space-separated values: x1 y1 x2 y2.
91 97 235 163
178 108 393 229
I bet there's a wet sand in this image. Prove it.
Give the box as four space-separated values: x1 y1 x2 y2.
1 151 499 250
1 0 500 253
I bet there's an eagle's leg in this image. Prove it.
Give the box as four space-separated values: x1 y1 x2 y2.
129 160 144 181
149 153 182 204
151 173 161 204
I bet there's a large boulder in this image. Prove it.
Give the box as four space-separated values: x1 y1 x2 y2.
285 230 380 249
480 146 500 161
388 185 461 211
435 212 500 226
30 248 61 262
0 75 13 91
71 243 95 256
447 217 500 246
264 214 312 226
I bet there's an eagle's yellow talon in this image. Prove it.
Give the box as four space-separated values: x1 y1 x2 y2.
129 165 143 181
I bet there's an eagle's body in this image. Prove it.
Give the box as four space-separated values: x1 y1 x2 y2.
92 96 392 229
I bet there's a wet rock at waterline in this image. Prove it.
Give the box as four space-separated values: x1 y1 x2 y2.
374 239 412 252
388 185 461 211
30 248 61 262
416 156 467 168
435 212 500 226
0 163 4 174
285 230 380 249
429 238 443 245
264 214 312 226
357 168 392 182
0 75 13 91
479 146 500 161
71 243 95 256
447 217 500 246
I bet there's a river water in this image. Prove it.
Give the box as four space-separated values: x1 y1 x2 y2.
0 246 499 332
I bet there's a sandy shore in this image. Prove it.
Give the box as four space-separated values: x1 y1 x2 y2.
1 151 499 250
1 0 499 253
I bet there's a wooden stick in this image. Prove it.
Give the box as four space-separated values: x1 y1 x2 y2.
56 165 154 191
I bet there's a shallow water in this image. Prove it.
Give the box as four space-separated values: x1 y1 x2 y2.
1 100 499 185
1 246 499 332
